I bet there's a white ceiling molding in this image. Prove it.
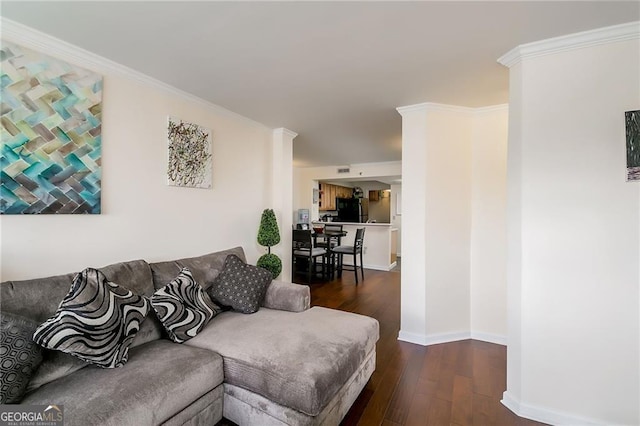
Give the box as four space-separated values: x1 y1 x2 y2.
273 128 298 140
474 104 509 114
396 102 507 116
396 102 476 116
0 17 270 131
498 20 640 68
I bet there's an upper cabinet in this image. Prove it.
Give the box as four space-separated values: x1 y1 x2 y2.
336 186 352 199
319 183 353 211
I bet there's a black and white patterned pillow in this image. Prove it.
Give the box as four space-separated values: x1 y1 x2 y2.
208 254 272 314
33 268 149 369
151 268 221 343
1 313 43 403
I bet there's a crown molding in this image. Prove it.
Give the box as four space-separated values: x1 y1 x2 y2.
0 17 270 131
474 104 509 114
498 21 640 68
273 128 298 140
397 102 476 116
397 102 508 116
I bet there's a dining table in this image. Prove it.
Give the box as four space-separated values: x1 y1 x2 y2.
312 228 348 280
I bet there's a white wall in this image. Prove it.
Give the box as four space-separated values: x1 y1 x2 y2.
0 31 281 282
470 106 509 342
501 30 639 425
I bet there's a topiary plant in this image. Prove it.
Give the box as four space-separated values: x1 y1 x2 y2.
257 209 282 279
257 253 282 280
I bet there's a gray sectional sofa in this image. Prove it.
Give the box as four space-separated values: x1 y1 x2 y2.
0 247 379 425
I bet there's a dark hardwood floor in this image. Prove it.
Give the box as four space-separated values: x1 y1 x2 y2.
307 266 547 426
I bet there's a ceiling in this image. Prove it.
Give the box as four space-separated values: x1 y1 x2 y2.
2 2 638 167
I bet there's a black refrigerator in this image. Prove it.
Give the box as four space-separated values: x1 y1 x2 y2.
336 198 369 223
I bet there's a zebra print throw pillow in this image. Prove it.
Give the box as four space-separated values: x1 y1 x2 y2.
151 268 221 343
32 268 149 369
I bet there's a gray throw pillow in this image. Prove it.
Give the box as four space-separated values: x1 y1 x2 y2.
33 268 149 368
208 255 272 314
151 268 222 343
1 312 43 403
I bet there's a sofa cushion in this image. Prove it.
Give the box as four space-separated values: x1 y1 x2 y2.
151 268 221 343
149 247 246 292
22 339 224 426
185 306 379 416
33 268 149 368
0 260 160 350
25 350 88 394
0 313 43 403
208 255 272 314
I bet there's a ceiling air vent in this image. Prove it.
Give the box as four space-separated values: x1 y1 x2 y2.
337 167 350 174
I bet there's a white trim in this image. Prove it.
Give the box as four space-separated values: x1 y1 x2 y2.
470 331 507 346
0 17 269 131
397 330 431 345
397 102 508 116
398 330 507 346
398 330 470 346
498 21 640 68
473 104 509 114
502 391 608 426
342 262 395 272
273 128 298 140
397 102 475 116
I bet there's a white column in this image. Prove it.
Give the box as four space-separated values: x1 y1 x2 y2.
499 24 639 425
272 128 297 281
396 103 473 345
396 105 429 344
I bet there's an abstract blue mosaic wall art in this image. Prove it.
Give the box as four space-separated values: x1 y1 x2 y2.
1 41 103 214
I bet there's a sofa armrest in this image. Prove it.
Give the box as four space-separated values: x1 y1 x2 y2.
262 281 310 312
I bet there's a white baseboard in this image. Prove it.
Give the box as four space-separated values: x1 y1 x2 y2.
342 262 395 271
398 330 507 346
502 391 607 426
397 330 432 345
398 330 470 346
470 331 507 345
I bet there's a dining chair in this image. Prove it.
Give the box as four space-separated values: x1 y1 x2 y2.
292 229 327 284
316 224 344 248
316 224 344 280
332 227 366 284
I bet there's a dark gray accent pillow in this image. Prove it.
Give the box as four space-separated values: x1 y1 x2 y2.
1 312 43 403
33 268 149 368
208 255 272 314
151 268 222 343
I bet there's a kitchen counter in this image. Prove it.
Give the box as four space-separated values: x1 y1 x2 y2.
313 221 393 227
312 222 398 271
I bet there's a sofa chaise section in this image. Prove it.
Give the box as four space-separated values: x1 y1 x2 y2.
21 340 224 426
185 307 378 418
